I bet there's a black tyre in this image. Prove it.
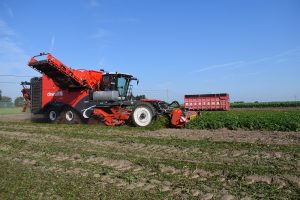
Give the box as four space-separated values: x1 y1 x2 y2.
45 107 61 123
61 107 82 124
131 102 156 127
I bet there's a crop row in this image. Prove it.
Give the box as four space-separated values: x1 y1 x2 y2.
186 110 300 131
230 101 300 108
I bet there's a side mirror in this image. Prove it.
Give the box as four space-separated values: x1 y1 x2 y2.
137 79 139 85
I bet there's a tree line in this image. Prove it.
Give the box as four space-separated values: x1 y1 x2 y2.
0 89 24 106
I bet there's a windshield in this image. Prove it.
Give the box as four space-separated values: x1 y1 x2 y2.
100 74 130 97
117 77 128 96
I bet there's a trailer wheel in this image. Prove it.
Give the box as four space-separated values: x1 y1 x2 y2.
46 108 60 123
61 107 82 124
132 103 155 127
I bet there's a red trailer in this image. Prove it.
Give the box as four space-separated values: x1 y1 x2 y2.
184 93 230 111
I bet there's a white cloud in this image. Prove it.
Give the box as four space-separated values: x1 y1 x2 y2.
97 56 105 66
2 3 14 18
247 48 300 65
0 37 22 54
90 28 110 39
120 18 140 24
97 17 140 24
50 35 55 52
87 0 100 8
0 19 15 36
0 19 28 74
195 48 300 73
196 61 244 72
7 7 14 18
0 19 38 99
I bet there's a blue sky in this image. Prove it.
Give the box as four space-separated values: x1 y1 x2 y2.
0 0 299 102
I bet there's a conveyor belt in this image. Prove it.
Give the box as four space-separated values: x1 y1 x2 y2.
28 54 86 89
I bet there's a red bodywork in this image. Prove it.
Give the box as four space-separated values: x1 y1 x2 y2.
29 53 102 89
184 93 230 111
28 53 130 126
28 53 101 115
170 108 186 128
93 107 131 126
41 76 89 109
41 76 131 126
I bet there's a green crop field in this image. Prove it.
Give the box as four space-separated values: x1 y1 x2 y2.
0 110 299 199
186 110 300 131
0 120 299 199
0 107 22 115
231 101 300 108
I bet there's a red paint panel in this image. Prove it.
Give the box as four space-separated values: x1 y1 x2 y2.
184 94 230 111
41 76 89 108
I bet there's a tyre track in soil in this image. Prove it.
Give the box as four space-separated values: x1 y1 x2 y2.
0 122 299 145
1 125 299 198
1 145 299 199
0 146 207 196
0 130 296 169
0 132 223 179
3 154 298 200
140 129 300 145
0 155 166 193
1 130 298 189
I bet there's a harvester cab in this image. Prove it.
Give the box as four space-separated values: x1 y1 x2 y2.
24 53 196 128
100 72 137 99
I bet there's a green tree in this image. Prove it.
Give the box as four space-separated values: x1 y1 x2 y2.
14 97 24 107
134 95 146 100
0 96 12 103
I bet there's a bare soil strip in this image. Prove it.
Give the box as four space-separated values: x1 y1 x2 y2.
1 119 299 145
141 128 300 145
0 130 297 169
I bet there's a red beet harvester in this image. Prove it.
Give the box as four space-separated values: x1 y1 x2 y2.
25 53 196 128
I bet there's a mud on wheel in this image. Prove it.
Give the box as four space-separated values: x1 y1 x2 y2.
131 102 156 127
61 107 83 124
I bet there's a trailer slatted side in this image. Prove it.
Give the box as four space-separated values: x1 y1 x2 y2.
184 93 230 111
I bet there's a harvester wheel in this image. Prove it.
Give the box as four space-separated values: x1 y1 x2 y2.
46 107 61 123
132 102 155 127
61 107 82 124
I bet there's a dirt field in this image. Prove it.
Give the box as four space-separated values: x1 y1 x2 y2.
0 112 31 122
0 113 299 199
